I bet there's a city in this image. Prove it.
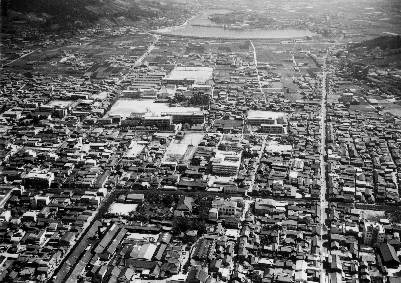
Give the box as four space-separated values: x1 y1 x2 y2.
0 0 401 282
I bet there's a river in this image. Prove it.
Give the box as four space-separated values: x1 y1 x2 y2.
154 10 315 40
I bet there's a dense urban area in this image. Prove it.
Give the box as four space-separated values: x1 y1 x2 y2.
0 0 401 282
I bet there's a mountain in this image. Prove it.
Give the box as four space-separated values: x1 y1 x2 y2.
351 35 401 51
1 0 159 28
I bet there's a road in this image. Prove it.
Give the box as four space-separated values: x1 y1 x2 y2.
51 35 161 282
134 34 160 68
239 135 267 221
318 50 329 283
249 40 267 103
115 33 160 86
247 135 267 195
1 48 40 68
240 199 254 222
0 189 13 208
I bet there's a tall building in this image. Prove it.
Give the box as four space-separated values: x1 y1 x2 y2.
143 116 173 130
212 150 241 176
247 110 287 134
363 221 385 245
211 198 242 218
169 111 205 125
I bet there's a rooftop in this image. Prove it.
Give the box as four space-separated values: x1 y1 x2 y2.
165 67 213 84
247 110 286 120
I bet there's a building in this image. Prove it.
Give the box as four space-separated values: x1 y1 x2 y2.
123 141 146 161
2 108 23 120
212 150 242 176
379 243 400 268
211 198 242 218
34 195 51 207
254 198 288 216
126 193 145 204
247 110 287 126
121 89 141 99
208 208 219 221
143 116 173 130
363 222 385 245
140 88 158 99
340 92 354 104
175 196 194 215
0 210 11 222
186 266 210 283
169 111 205 125
23 168 55 190
260 123 287 134
164 67 214 86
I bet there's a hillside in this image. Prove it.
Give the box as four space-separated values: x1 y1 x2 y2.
351 35 401 51
1 0 160 28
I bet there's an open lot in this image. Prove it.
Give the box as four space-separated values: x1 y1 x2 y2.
6 33 154 78
164 133 204 163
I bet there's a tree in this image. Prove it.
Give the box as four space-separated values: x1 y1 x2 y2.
189 93 209 106
173 217 190 235
162 194 176 208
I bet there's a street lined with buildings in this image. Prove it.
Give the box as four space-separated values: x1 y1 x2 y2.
0 1 401 282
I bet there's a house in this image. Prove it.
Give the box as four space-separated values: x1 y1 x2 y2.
186 266 210 283
126 193 145 204
379 243 400 268
0 210 11 222
175 196 194 216
254 198 288 216
210 198 242 219
363 221 385 245
223 216 241 229
209 208 218 221
177 179 207 191
60 232 76 246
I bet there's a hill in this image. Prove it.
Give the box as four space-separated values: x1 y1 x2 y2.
1 0 160 28
351 35 401 51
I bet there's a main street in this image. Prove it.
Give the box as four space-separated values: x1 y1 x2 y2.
248 135 267 195
134 33 160 68
250 40 267 103
1 48 40 68
51 35 161 282
319 50 329 283
240 134 267 221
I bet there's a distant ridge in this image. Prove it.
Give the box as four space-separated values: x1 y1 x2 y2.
351 35 401 51
1 0 158 28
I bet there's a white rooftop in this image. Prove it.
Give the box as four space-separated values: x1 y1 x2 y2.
212 150 241 167
125 142 145 158
165 67 213 84
265 141 293 153
248 110 286 120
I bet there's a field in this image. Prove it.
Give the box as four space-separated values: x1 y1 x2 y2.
382 104 401 117
163 133 204 163
6 33 154 78
166 66 213 84
253 40 323 102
